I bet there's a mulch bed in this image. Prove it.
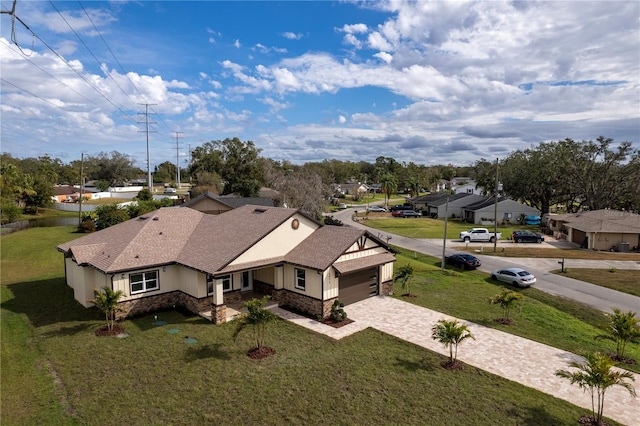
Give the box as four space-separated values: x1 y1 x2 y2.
321 317 354 328
610 354 637 365
493 318 515 325
247 347 276 359
578 415 612 426
94 324 125 337
440 360 465 371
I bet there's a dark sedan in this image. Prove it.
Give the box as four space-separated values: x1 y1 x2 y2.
511 230 544 243
445 253 481 270
397 210 421 218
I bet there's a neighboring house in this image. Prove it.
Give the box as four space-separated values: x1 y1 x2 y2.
462 197 540 224
339 182 369 196
417 193 487 218
548 209 640 251
183 191 275 215
52 185 94 203
56 205 396 323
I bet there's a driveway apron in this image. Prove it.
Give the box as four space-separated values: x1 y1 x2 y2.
341 296 639 426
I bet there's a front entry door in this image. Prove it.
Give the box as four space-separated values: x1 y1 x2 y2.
241 271 252 291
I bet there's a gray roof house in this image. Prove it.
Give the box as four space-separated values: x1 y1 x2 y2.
412 193 486 218
183 191 275 214
462 197 540 225
548 209 640 251
57 205 396 323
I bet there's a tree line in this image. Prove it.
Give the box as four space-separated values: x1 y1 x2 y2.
2 136 638 224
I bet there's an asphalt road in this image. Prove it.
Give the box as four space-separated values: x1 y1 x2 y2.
333 207 640 315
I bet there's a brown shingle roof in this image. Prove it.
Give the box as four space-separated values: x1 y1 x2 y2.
333 253 397 274
553 209 640 233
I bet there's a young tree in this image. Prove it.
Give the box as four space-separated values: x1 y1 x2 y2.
380 173 397 206
555 352 636 425
431 319 475 366
393 264 415 297
489 288 523 324
95 204 129 230
594 308 640 361
233 296 278 352
89 286 125 332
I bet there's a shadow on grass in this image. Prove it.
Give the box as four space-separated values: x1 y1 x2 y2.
129 309 211 332
507 405 566 426
4 278 95 328
184 342 231 362
394 356 437 372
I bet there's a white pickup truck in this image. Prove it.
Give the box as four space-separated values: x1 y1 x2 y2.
459 228 502 243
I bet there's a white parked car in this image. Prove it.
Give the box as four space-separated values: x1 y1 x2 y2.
367 206 387 212
490 268 536 287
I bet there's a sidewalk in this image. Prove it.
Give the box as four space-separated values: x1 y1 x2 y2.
270 297 639 426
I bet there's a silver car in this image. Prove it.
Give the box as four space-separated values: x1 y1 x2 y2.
490 267 536 287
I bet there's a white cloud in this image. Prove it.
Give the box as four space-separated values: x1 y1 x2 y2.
338 115 346 124
282 32 302 40
234 39 241 48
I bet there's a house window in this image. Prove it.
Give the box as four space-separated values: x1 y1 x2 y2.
130 270 159 294
295 268 306 291
220 275 232 292
207 274 214 296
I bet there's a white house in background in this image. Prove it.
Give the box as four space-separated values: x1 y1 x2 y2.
450 177 483 195
57 205 396 323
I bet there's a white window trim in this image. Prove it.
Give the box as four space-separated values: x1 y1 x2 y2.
294 268 306 291
130 270 159 294
220 275 232 293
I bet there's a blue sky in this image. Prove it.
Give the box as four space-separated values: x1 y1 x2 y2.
1 1 639 171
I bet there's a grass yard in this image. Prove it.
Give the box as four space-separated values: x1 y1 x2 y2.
391 248 640 373
1 227 635 425
363 216 541 241
549 268 640 297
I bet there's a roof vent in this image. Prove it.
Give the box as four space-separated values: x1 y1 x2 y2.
153 217 159 221
253 208 267 213
139 216 148 220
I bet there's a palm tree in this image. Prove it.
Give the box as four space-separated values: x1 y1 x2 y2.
431 319 475 365
489 288 523 323
233 296 278 350
393 264 415 296
379 173 397 206
556 351 636 425
89 286 124 331
594 308 640 361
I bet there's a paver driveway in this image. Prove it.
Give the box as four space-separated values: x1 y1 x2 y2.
271 296 639 426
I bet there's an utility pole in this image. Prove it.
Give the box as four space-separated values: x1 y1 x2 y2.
174 132 182 188
138 103 157 192
78 152 84 227
441 196 449 271
494 158 499 252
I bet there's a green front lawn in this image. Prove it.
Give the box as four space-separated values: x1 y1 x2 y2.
1 227 634 425
391 248 639 373
550 268 640 297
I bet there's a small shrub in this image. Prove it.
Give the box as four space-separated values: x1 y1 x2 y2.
78 219 96 233
330 300 347 322
609 267 617 273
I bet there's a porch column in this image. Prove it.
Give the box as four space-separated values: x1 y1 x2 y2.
211 279 226 324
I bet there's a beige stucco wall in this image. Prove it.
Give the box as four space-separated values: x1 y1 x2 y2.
337 246 388 262
283 264 322 300
590 232 639 251
65 258 109 308
253 267 275 285
323 268 339 300
380 262 394 282
229 213 319 265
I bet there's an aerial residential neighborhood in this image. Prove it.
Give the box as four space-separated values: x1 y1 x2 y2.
2 1 640 425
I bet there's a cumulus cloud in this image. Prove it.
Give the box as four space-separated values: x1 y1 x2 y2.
282 32 303 40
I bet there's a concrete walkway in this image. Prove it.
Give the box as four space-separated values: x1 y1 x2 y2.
270 297 640 426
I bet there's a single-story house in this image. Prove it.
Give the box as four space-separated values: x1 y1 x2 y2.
52 185 94 203
57 205 396 323
412 193 486 218
548 209 640 251
462 197 540 225
339 182 369 196
183 191 275 215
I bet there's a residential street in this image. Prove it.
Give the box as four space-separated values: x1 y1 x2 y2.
333 208 640 315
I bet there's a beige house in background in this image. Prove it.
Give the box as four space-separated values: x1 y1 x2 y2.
57 205 396 323
549 209 640 251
